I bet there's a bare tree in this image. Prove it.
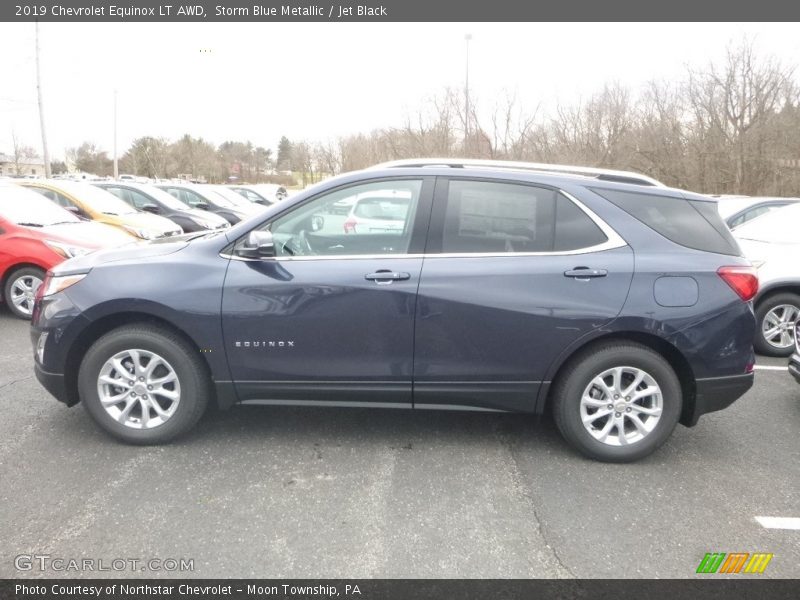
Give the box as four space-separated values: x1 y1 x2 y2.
686 38 797 194
11 131 38 175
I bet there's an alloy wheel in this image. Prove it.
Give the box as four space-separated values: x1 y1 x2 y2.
580 366 663 446
96 349 181 429
761 304 799 350
9 274 43 316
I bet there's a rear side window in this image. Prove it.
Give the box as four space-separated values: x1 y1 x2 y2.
442 180 607 254
591 188 740 256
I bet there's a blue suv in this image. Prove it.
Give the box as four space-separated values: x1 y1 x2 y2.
30 160 758 462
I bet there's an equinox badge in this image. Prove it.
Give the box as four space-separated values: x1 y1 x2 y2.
235 340 295 348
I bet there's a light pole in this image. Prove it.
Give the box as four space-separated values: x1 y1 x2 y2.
113 89 119 179
35 21 51 178
464 33 472 156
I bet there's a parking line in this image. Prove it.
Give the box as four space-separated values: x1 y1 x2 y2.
755 517 800 530
753 365 789 371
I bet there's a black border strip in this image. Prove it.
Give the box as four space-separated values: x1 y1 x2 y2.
2 579 800 599
4 0 800 22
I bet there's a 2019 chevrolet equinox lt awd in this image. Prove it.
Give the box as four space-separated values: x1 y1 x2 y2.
30 159 758 462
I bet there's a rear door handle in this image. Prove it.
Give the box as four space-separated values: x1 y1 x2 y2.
365 270 411 284
564 268 608 279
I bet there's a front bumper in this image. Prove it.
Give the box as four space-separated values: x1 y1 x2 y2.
33 362 72 405
789 353 800 384
683 372 754 426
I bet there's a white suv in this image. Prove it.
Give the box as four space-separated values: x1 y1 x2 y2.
733 202 800 356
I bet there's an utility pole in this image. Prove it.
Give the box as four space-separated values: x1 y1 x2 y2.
35 21 51 178
464 33 472 156
113 89 119 179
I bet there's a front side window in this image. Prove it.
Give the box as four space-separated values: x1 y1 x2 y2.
441 180 607 254
125 188 156 210
254 179 423 257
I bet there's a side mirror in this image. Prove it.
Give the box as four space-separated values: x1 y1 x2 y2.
195 202 210 210
142 203 160 214
237 230 275 259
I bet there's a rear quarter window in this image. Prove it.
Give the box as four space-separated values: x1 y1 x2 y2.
590 188 740 256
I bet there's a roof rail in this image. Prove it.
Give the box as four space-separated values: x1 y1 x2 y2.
370 158 665 187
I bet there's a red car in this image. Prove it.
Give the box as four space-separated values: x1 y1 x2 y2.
0 183 132 319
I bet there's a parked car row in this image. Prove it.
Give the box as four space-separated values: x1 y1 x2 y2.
0 178 280 319
0 182 131 318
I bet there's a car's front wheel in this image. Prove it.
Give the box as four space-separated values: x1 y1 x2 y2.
754 292 800 357
3 267 45 319
552 342 682 462
78 324 210 444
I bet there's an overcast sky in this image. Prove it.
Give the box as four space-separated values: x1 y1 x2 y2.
1 22 799 160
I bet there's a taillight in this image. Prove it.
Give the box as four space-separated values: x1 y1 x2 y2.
717 266 758 302
344 218 356 234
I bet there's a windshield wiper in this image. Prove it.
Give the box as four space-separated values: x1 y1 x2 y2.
16 222 44 227
101 212 120 216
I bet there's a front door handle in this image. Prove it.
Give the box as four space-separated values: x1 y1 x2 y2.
365 270 411 284
564 268 608 279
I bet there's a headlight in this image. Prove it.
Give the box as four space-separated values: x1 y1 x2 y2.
123 226 156 240
44 240 92 259
39 273 87 298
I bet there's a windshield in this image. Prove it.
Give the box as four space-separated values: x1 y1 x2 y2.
53 181 138 215
733 203 800 244
0 185 81 226
135 184 190 210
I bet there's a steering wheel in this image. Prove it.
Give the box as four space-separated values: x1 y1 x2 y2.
279 228 314 256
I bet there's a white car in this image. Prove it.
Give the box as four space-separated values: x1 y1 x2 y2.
343 190 412 234
716 196 800 230
733 202 800 356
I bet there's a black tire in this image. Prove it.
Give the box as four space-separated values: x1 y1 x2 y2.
754 293 800 357
3 266 45 320
78 324 210 444
552 342 682 463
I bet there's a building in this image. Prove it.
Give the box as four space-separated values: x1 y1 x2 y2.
0 152 46 177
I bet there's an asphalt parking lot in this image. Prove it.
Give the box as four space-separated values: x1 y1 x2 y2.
0 311 798 579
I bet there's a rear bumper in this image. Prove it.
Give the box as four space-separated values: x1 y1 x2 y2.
683 373 754 426
789 354 800 384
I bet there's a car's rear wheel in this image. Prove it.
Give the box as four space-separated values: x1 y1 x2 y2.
3 267 45 319
754 293 800 357
552 342 682 462
78 324 210 444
